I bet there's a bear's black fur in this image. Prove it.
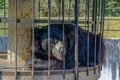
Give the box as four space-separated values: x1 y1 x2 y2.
26 23 105 70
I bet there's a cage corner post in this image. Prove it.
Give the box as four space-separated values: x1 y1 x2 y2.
7 0 37 66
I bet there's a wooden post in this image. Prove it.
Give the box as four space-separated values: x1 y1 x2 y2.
8 0 37 66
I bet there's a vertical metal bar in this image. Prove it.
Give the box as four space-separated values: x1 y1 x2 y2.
92 0 97 33
99 0 105 71
97 0 101 33
93 0 97 74
3 0 6 52
74 0 79 80
93 31 97 74
86 0 90 76
101 0 105 40
38 0 41 17
85 0 87 30
14 0 17 80
58 0 61 20
68 0 71 21
48 0 51 80
32 0 35 80
98 0 102 73
62 0 66 79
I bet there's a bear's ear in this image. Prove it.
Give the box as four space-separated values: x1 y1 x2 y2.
34 27 43 35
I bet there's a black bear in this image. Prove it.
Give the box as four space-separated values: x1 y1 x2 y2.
26 23 106 70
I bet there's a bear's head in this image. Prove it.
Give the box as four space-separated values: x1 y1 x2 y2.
35 26 67 61
41 38 64 60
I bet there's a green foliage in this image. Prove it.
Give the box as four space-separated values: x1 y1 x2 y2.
0 0 4 9
38 0 120 17
106 0 120 7
106 0 120 16
0 0 119 17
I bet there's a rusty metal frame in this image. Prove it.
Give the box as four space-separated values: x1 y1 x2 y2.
0 65 100 76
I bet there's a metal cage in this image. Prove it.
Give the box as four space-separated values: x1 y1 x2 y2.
0 0 106 80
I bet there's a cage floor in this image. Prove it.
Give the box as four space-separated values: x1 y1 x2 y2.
0 58 101 72
0 58 101 80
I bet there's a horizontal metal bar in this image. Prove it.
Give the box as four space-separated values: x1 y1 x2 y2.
0 28 8 30
105 18 120 20
1 18 120 23
104 30 120 31
0 18 94 24
1 7 120 10
0 54 7 56
0 66 28 69
0 52 7 54
0 65 100 76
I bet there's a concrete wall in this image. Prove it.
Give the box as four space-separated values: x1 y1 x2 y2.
99 38 120 80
